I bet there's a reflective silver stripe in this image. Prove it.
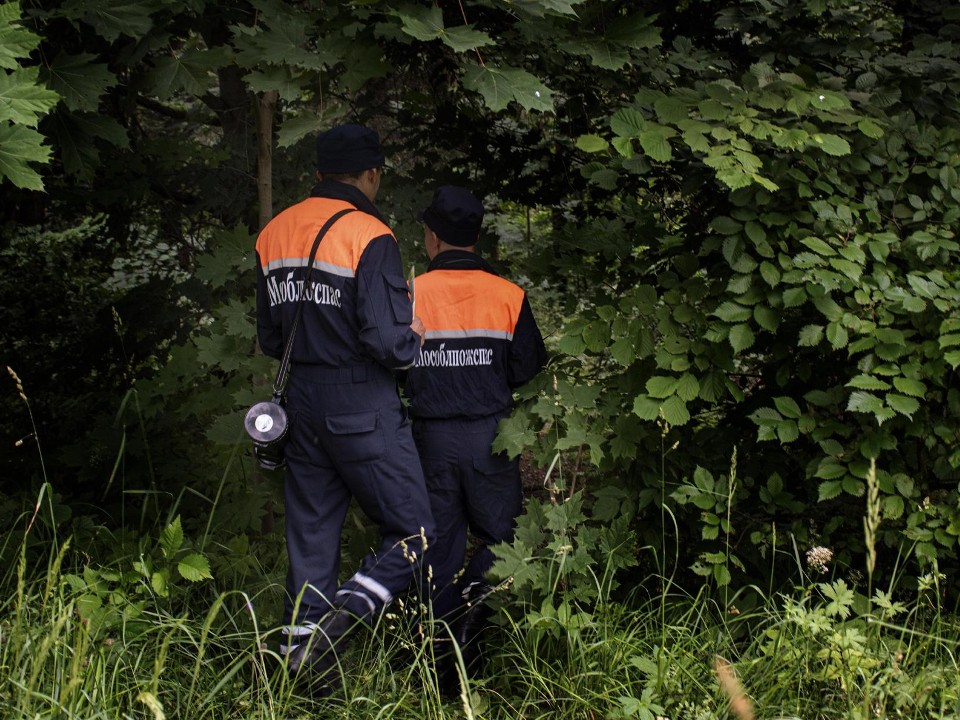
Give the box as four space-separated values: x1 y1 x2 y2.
282 624 317 637
336 588 376 615
424 329 513 341
350 572 393 604
265 257 355 278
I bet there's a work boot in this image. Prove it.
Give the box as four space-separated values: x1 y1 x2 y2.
286 608 361 685
455 582 493 677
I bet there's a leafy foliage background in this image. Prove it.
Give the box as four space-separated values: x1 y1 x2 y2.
1 0 959 608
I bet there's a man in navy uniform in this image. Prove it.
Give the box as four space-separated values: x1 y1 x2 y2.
404 186 547 690
255 124 435 684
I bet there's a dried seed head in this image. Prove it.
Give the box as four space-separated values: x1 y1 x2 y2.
6 367 26 402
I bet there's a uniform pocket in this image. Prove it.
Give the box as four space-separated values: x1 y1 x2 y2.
473 452 516 477
324 410 385 462
385 274 413 324
420 456 451 492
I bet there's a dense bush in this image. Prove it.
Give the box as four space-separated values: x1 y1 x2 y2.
2 0 959 599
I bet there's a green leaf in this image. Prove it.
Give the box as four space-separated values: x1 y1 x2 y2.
714 301 752 322
441 25 495 52
847 374 891 391
587 167 618 189
753 305 780 332
810 133 851 156
654 96 688 124
645 375 677 399
0 67 60 126
632 394 661 420
760 260 780 287
611 136 635 159
825 322 848 349
277 108 347 149
776 419 799 443
660 395 690 426
798 324 823 346
710 216 741 235
939 334 960 349
0 2 42 70
159 517 184 559
582 320 610 352
800 236 836 256
151 570 169 598
815 458 846 480
71 2 155 42
561 39 630 70
0 122 50 190
818 480 842 501
842 477 864 496
610 338 635 366
396 5 444 40
847 390 882 412
886 394 920 418
463 65 553 112
883 495 904 520
178 553 213 582
847 391 890 424
901 296 926 313
728 324 755 353
774 396 802 419
144 44 228 100
821 580 855 618
638 125 674 162
713 564 732 586
610 107 646 137
576 134 609 153
675 374 700 402
492 412 536 459
892 378 925 398
783 287 807 308
857 118 883 139
606 12 661 48
43 53 117 113
773 128 809 149
509 0 586 17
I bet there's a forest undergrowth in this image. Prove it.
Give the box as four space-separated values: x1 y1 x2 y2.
1 477 959 720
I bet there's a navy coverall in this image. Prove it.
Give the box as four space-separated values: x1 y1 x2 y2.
255 180 435 651
404 250 547 621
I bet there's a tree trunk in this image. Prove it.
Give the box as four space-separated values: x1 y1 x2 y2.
256 90 279 230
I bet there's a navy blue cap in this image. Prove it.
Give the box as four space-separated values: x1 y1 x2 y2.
316 123 385 173
418 185 484 247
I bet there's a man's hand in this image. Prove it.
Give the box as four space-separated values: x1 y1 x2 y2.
410 316 425 345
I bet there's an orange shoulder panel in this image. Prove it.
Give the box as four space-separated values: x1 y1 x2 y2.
416 270 525 336
256 198 394 273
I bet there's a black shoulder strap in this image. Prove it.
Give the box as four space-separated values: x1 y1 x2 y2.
272 208 356 398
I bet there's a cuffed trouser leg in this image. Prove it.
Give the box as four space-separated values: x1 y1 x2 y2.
282 365 435 646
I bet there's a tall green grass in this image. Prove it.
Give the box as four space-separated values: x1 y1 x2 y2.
4 514 959 719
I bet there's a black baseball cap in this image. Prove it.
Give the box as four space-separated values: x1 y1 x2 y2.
315 123 385 173
418 185 484 247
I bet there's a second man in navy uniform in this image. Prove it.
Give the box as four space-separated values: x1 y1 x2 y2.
404 185 548 689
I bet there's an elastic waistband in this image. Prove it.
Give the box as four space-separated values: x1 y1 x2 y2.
291 363 374 384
